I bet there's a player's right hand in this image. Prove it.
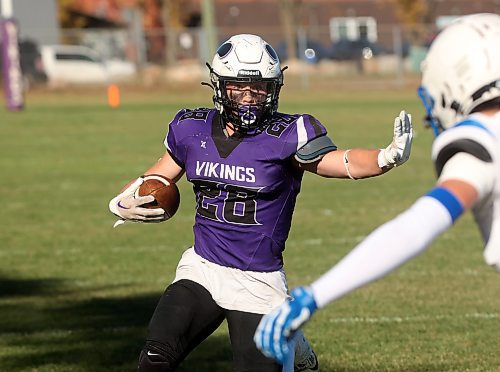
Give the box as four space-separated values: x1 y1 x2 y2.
108 177 166 227
254 286 318 364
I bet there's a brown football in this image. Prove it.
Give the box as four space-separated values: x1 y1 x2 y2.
135 175 180 219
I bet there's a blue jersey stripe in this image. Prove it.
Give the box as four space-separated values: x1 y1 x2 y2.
453 119 494 137
426 187 464 223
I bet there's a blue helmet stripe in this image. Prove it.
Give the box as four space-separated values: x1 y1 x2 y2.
417 85 441 137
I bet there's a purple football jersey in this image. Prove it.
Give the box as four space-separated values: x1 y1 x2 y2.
165 108 335 271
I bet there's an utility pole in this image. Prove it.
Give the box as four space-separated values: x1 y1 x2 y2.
280 0 298 61
1 0 24 111
162 0 177 66
201 0 217 61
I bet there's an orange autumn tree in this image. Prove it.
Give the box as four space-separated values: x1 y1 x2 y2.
384 0 430 44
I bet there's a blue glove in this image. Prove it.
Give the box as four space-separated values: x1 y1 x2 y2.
254 286 318 364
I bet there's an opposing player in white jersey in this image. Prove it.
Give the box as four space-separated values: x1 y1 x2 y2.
254 13 500 364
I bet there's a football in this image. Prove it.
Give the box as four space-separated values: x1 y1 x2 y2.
135 174 180 219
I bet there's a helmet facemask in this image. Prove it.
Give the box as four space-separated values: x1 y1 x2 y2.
208 65 283 132
417 85 444 136
203 34 285 133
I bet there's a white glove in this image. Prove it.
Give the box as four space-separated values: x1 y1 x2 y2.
109 177 166 227
378 110 413 169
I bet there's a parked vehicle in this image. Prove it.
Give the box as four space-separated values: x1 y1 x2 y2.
40 45 136 84
329 39 386 61
274 39 329 63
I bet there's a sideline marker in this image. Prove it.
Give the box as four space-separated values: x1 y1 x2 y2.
107 84 120 108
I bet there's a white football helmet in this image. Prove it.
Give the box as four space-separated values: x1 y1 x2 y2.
418 13 500 135
206 34 284 132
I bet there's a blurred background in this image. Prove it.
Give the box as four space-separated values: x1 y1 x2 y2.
2 2 500 371
1 0 499 94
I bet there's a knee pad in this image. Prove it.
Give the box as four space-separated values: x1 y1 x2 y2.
138 341 176 372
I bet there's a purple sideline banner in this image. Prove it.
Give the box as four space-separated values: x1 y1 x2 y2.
1 18 24 111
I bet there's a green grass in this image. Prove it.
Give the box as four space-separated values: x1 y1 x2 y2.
0 79 498 371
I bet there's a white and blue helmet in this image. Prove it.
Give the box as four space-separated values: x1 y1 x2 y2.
207 34 284 132
418 13 500 135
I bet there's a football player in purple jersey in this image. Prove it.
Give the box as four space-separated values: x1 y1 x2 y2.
109 34 413 372
254 14 500 367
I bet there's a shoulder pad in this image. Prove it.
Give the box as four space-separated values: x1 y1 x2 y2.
295 134 337 163
433 118 495 176
296 114 329 147
452 119 494 136
435 138 492 176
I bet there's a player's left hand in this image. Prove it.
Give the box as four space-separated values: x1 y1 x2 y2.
378 110 413 169
254 286 318 364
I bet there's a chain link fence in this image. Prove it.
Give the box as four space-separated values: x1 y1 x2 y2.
26 22 440 89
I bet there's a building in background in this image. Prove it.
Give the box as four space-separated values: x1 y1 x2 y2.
0 0 60 45
2 0 500 81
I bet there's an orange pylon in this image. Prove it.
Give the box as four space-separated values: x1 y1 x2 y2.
107 84 120 108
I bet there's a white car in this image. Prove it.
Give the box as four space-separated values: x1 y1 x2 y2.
40 44 136 84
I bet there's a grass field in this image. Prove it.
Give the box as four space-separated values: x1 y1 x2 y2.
0 77 499 371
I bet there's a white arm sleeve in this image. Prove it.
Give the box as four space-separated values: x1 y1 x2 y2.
311 196 454 308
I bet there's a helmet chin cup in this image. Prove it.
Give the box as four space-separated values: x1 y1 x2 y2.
239 105 259 126
222 98 271 132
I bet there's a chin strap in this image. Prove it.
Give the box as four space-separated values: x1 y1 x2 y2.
201 81 214 90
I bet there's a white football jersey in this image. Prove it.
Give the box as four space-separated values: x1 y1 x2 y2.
431 112 500 266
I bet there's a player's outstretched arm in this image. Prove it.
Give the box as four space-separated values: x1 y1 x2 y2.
300 111 413 179
253 186 454 364
255 167 490 363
